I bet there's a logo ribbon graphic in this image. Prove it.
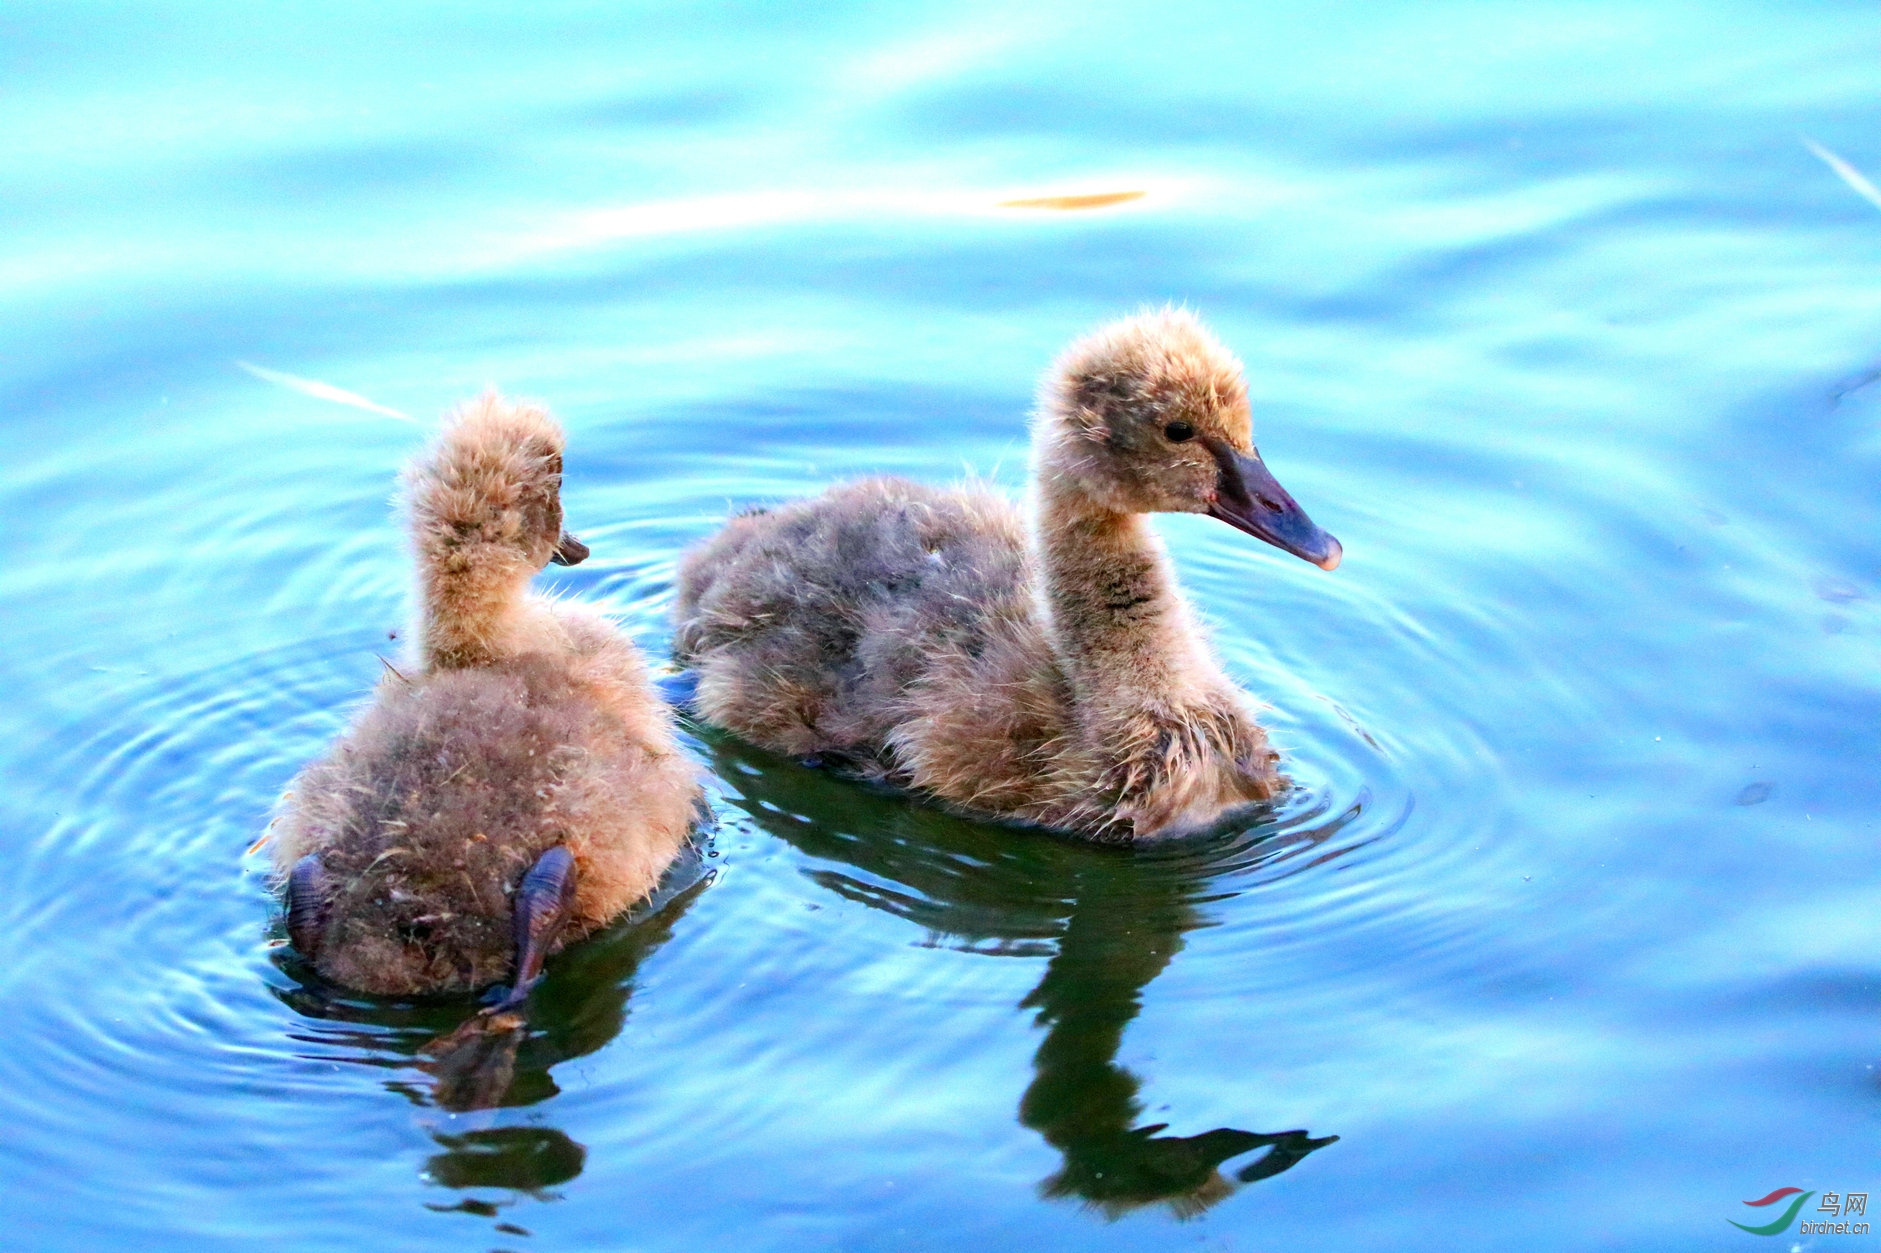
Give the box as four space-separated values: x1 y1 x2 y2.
1730 1188 1814 1236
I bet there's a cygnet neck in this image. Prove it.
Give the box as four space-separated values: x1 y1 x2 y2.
1034 475 1203 711
415 546 536 671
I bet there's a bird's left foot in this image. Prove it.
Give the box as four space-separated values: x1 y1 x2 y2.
654 669 701 711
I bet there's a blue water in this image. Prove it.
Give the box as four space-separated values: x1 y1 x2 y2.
1 2 1877 1248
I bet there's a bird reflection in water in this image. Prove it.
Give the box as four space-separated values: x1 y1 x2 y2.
703 731 1349 1218
1018 874 1337 1219
271 846 708 1203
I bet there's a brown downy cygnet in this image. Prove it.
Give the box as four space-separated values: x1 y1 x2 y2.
671 309 1340 841
273 394 699 1006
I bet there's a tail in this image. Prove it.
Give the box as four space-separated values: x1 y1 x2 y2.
405 392 571 669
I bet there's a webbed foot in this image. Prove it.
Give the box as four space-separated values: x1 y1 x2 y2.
286 854 330 960
654 669 700 711
483 845 577 1013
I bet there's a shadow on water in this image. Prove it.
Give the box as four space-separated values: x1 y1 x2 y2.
269 848 709 1198
702 730 1343 1219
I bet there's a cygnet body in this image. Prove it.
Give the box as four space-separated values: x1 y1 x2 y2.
273 394 699 1000
672 309 1339 840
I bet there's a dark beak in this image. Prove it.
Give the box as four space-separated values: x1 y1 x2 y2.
550 531 590 566
1201 438 1342 571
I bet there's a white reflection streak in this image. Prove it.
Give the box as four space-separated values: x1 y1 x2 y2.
1802 136 1881 213
236 361 414 421
510 183 1168 258
523 189 969 254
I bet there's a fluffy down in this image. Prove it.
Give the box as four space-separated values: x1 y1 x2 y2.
674 310 1339 840
272 394 698 995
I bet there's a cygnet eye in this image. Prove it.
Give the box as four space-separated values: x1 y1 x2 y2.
1163 421 1196 443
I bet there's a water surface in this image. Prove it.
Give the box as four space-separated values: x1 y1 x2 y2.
1 2 1878 1249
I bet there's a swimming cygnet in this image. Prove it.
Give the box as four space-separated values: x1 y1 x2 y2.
672 309 1339 840
273 393 699 1005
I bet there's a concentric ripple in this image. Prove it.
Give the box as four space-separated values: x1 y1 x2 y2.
2 3 1879 1250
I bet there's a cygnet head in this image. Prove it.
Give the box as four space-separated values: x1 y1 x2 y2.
407 392 590 579
1038 308 1341 571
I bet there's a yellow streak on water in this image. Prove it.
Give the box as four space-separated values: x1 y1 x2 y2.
997 190 1148 210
